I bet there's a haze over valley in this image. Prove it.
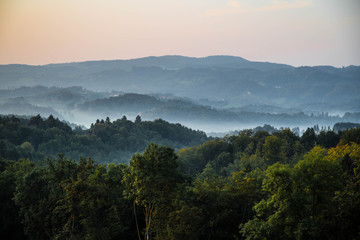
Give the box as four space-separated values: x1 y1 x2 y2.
1 55 359 133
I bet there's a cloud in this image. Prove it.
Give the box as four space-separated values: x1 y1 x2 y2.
204 0 312 17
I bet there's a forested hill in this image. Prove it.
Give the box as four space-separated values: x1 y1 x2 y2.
76 93 360 129
0 115 208 163
2 87 359 131
77 93 240 123
1 123 359 239
1 55 359 113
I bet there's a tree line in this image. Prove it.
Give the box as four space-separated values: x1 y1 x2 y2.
0 115 208 164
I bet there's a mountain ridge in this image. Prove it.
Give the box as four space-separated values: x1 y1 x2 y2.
1 55 359 115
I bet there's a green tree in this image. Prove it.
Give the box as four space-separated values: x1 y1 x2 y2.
59 159 132 240
262 135 286 165
301 128 317 151
105 117 111 124
230 129 253 154
14 166 53 239
0 159 29 240
165 165 261 240
327 143 360 238
124 143 183 240
274 128 300 159
340 127 360 144
135 115 142 124
177 139 230 177
241 147 343 240
317 130 339 148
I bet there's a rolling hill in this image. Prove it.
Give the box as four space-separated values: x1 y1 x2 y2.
1 55 359 113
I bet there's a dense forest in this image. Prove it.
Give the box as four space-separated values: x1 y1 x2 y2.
1 114 359 239
0 115 208 163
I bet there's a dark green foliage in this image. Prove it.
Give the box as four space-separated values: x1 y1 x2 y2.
301 127 317 151
240 144 360 240
57 158 133 239
0 159 28 240
164 168 261 240
0 115 208 163
273 128 299 158
124 143 184 240
178 128 302 178
9 156 135 240
317 130 339 148
1 122 360 239
178 138 231 176
340 127 360 144
241 148 343 240
29 114 72 134
328 143 360 239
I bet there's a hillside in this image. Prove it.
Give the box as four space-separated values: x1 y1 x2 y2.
74 93 360 131
1 87 360 133
0 115 208 163
1 56 359 113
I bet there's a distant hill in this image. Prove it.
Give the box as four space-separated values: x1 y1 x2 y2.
75 92 360 132
0 86 359 132
0 102 61 118
333 122 360 132
76 93 239 124
1 55 359 113
0 86 118 106
0 86 121 121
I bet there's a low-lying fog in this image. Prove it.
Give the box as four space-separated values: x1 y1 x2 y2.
64 111 340 138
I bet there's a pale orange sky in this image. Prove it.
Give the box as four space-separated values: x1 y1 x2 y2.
0 0 359 66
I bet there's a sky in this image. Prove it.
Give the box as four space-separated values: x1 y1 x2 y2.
0 0 359 67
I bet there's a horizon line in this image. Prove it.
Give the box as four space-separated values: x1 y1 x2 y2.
0 55 358 68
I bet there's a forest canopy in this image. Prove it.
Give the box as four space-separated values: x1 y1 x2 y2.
1 114 359 239
0 115 208 164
